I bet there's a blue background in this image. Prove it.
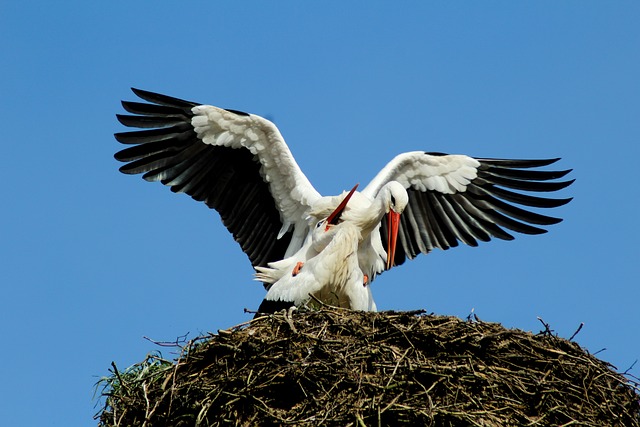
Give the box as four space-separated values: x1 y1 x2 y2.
2 2 638 425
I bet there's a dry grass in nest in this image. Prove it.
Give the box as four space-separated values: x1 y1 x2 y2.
96 308 640 426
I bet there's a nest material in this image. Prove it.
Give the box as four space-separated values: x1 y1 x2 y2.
97 308 640 426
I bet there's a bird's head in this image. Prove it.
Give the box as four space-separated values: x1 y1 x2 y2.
381 181 408 270
382 181 409 215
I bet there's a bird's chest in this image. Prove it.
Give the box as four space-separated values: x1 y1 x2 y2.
311 252 361 308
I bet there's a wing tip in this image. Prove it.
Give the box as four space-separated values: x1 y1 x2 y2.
130 87 148 98
115 114 132 127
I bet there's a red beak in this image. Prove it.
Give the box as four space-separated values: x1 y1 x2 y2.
325 183 359 231
386 210 400 270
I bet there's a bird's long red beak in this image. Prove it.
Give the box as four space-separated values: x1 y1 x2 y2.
386 210 400 270
325 183 359 231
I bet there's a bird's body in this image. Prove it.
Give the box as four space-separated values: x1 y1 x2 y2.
254 183 407 289
256 217 375 313
114 88 574 312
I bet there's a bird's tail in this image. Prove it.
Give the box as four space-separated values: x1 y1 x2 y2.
254 266 279 284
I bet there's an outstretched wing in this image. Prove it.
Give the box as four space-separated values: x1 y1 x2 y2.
363 152 573 267
114 88 321 267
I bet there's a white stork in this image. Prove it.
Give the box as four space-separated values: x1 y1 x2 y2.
255 186 376 313
114 88 573 312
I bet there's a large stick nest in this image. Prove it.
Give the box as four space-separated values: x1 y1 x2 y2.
96 308 639 426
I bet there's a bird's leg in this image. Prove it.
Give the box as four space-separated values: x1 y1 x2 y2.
363 274 369 287
292 261 304 276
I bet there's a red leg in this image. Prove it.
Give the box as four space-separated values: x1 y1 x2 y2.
292 261 304 276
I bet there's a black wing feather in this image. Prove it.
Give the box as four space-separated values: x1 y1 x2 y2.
114 88 292 269
382 155 573 267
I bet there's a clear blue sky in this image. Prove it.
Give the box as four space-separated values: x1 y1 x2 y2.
2 2 639 425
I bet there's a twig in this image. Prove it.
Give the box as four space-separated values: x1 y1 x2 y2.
568 322 584 341
142 383 151 427
380 309 426 316
224 315 269 332
623 359 637 375
308 293 343 310
385 348 411 389
466 308 480 323
143 333 189 348
380 392 403 414
536 317 554 337
284 306 298 333
110 362 129 392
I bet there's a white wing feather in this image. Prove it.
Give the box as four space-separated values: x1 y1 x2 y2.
192 105 322 249
362 152 480 198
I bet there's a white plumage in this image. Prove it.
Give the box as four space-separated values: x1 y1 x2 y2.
257 211 376 313
115 88 574 313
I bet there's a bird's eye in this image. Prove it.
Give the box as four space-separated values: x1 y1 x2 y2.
316 220 324 228
390 195 396 206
